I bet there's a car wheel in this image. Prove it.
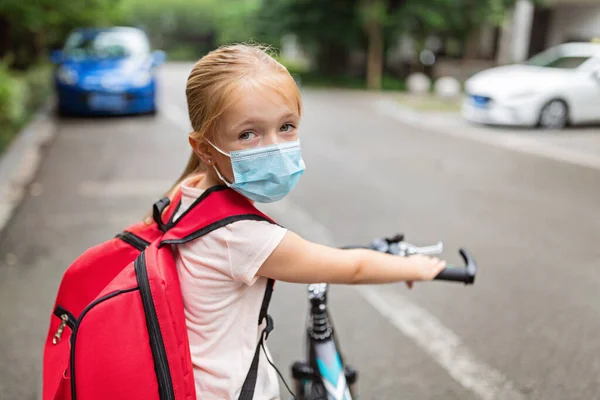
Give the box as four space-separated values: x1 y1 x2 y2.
539 100 568 130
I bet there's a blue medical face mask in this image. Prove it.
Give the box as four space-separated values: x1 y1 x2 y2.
207 139 306 203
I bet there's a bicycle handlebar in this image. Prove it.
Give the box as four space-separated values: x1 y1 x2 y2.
341 234 477 285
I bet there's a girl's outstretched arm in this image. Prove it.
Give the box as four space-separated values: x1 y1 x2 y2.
258 231 446 285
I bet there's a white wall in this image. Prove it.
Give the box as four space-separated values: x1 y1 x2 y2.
547 5 600 47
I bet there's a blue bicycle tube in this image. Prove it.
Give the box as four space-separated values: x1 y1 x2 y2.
314 341 352 400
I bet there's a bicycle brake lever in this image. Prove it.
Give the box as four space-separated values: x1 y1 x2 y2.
408 241 444 256
389 241 444 256
385 234 404 244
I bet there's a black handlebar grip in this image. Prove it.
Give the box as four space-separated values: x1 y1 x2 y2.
434 248 477 284
434 268 471 283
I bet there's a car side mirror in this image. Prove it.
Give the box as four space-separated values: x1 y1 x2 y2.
50 50 64 64
152 50 167 66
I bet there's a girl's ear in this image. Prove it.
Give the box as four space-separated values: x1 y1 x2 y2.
188 134 213 165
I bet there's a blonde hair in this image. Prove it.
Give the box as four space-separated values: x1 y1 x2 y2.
147 43 302 224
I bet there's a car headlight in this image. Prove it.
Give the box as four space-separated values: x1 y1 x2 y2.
132 71 152 87
57 66 78 85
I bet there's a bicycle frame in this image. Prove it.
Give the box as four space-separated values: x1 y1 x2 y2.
291 283 357 400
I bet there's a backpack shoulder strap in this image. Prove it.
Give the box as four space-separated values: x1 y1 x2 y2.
153 187 184 232
114 187 185 249
158 186 276 247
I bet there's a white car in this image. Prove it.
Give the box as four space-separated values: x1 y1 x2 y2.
462 42 600 129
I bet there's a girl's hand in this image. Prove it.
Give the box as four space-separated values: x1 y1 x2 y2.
405 254 446 288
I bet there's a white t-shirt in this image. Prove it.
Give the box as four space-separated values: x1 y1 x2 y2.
172 178 286 399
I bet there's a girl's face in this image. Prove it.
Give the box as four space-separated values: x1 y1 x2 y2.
208 81 301 184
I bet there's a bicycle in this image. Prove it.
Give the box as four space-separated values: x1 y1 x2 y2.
289 234 478 400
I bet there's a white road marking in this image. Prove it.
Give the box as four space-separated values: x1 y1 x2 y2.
258 197 525 400
375 98 600 171
78 180 172 198
358 287 525 400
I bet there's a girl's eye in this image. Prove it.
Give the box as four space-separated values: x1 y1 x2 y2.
239 131 257 141
280 123 295 133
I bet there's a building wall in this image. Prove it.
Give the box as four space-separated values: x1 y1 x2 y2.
547 5 600 47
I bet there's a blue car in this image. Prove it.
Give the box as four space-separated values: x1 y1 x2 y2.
51 27 166 116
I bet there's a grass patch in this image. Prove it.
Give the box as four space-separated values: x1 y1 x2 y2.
292 72 365 89
396 93 463 113
291 71 407 91
166 45 207 62
276 57 407 91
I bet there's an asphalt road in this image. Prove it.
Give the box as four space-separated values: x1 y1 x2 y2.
1 63 599 400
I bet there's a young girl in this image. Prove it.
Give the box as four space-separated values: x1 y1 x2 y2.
167 44 446 399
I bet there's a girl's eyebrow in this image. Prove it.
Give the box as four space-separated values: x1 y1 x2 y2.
231 113 299 131
231 118 260 132
281 112 299 121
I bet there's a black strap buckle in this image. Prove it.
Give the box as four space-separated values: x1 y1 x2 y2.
152 196 171 232
263 314 274 340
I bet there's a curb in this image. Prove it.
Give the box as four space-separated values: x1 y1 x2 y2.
0 100 57 233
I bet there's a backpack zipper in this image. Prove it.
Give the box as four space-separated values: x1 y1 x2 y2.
52 305 76 344
116 231 150 251
70 287 139 399
134 254 175 400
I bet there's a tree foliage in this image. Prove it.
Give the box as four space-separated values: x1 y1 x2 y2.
1 0 527 83
255 0 365 73
0 0 124 68
399 0 521 42
254 0 525 87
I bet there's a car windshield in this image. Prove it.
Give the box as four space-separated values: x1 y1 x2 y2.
526 49 590 69
63 30 150 59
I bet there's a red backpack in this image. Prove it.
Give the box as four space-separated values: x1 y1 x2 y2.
43 186 277 400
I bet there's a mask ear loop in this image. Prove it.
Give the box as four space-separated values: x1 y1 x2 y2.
212 164 233 187
205 140 234 186
206 140 231 157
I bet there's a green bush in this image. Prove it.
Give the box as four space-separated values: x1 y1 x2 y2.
20 64 53 111
0 61 52 153
0 63 26 128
